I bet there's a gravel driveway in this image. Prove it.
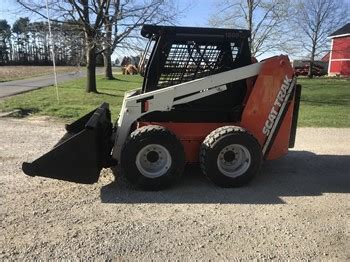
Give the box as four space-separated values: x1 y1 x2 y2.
0 117 349 260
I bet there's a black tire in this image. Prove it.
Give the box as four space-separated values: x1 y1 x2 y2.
120 125 185 190
200 126 262 187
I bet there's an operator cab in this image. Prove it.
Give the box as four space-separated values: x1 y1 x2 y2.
138 24 252 123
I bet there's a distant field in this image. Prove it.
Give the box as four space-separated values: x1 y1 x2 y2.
0 66 80 82
0 75 349 127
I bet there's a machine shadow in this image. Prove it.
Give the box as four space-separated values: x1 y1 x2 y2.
100 151 350 204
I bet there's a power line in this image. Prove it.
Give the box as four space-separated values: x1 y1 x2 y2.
45 0 60 104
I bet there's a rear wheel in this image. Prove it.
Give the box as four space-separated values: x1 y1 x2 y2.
200 126 262 187
120 125 185 190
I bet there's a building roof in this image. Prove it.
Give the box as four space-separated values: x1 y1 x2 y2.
321 52 330 62
329 23 350 38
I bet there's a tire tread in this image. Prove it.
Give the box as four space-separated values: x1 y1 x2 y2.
200 126 261 187
121 125 185 190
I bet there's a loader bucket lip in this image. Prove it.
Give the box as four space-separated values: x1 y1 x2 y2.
22 162 36 177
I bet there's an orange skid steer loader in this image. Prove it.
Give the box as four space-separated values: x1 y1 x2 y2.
22 25 301 190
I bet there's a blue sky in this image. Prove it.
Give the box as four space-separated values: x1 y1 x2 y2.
0 0 21 24
0 0 218 60
0 0 214 27
177 0 214 26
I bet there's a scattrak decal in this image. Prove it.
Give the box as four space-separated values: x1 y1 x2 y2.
262 75 296 154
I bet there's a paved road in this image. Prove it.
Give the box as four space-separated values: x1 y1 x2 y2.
0 71 85 98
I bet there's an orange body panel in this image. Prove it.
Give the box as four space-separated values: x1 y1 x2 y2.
138 55 297 163
240 55 295 160
138 122 232 163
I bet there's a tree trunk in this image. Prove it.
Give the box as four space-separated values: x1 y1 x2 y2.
308 60 314 79
308 43 316 79
102 14 114 80
247 0 254 52
86 45 97 93
103 48 114 79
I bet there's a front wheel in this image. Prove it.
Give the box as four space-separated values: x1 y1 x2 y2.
120 125 185 190
200 126 262 187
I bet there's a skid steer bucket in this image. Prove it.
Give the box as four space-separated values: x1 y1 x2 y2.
22 103 114 184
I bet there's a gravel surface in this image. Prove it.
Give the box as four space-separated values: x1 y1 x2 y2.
0 117 349 260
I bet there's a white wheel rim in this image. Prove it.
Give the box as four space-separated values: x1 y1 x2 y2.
217 144 251 178
136 144 172 178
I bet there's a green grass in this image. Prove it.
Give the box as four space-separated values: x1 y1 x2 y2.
297 78 350 127
0 75 143 121
0 75 349 127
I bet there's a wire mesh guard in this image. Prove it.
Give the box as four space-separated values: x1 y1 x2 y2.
157 41 239 88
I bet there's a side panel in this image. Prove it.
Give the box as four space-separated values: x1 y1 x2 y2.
329 37 350 76
240 55 296 160
329 60 350 76
331 37 350 60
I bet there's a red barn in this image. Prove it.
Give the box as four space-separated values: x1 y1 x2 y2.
328 23 350 76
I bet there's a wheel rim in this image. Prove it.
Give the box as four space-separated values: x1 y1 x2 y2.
136 144 172 178
216 144 251 178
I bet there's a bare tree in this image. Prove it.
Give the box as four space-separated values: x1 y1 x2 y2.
209 0 291 57
17 0 179 92
292 0 349 78
101 0 178 80
17 0 110 92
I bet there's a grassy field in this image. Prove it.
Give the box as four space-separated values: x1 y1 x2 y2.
297 78 349 127
0 75 349 127
0 74 143 121
0 66 79 82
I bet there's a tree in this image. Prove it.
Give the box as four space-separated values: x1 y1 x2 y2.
100 0 178 79
66 0 109 92
292 0 349 78
209 0 291 57
17 0 112 92
0 16 85 66
28 21 51 64
17 0 179 92
0 20 12 64
114 57 120 66
12 17 30 63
